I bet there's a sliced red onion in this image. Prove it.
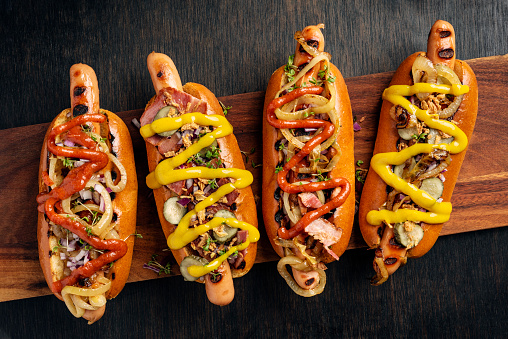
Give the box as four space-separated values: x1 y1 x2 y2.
83 253 90 265
79 189 93 201
66 239 77 251
397 193 407 200
304 127 318 132
177 198 191 207
143 263 161 274
92 191 101 205
186 178 194 189
131 118 141 129
60 253 66 260
55 142 64 147
74 161 85 167
94 184 104 194
427 162 438 172
181 130 193 141
203 185 212 195
419 208 427 212
106 187 113 193
63 139 75 147
321 149 328 155
99 196 105 212
74 249 87 262
79 158 90 162
353 122 362 132
439 174 446 182
193 186 198 193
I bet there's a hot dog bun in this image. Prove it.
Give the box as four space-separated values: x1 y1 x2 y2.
358 20 478 284
262 24 355 296
141 52 258 305
37 64 137 323
263 65 355 261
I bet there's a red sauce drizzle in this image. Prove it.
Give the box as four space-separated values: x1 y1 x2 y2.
37 113 127 293
266 87 351 239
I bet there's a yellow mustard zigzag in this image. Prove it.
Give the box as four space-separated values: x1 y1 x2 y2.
141 112 259 277
367 83 469 226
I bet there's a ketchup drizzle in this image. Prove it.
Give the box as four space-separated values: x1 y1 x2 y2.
266 87 351 239
38 113 127 293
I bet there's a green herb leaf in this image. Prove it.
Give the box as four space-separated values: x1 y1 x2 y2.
219 101 232 116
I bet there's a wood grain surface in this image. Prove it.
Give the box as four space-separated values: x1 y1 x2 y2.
1 54 506 303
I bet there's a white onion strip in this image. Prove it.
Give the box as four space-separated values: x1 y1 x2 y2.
104 153 127 192
277 255 326 297
61 276 111 319
276 53 330 97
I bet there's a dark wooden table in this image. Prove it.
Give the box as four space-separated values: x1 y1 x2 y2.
1 1 507 338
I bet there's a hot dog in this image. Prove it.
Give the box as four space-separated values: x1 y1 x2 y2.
358 20 478 285
139 52 259 306
262 24 355 296
37 64 138 323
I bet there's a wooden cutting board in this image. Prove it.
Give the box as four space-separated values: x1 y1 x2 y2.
1 55 506 302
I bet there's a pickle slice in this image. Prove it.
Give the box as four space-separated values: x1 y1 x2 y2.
393 222 424 249
163 197 187 225
420 177 444 200
212 210 238 243
154 105 178 137
397 126 419 140
180 255 209 281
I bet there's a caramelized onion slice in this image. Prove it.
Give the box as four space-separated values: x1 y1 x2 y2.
435 64 463 118
412 54 437 100
277 255 326 297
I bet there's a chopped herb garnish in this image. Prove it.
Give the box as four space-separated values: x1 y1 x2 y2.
205 146 221 160
131 232 143 239
275 166 283 173
143 254 172 275
412 132 428 142
241 147 256 163
356 169 367 184
208 178 218 189
219 101 232 116
314 170 329 182
318 65 329 79
85 226 93 237
91 210 102 226
251 160 262 168
203 237 216 251
62 157 75 169
284 54 297 82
